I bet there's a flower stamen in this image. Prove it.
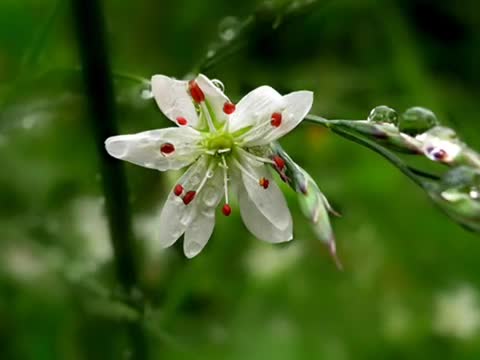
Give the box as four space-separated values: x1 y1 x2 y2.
200 102 217 133
223 102 236 114
273 155 285 170
271 112 282 127
188 80 205 103
176 117 188 126
160 143 175 156
222 204 232 216
220 156 231 216
182 191 196 205
174 184 184 196
259 177 270 189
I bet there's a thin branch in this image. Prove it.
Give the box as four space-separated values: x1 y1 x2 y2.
70 0 147 358
305 114 433 188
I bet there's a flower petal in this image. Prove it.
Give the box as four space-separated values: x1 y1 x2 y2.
195 74 231 127
183 212 215 258
237 176 293 243
183 168 224 258
236 151 292 231
243 91 314 146
157 156 209 248
229 86 284 134
151 75 201 128
105 127 202 171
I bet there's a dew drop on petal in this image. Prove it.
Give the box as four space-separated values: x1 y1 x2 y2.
203 186 222 207
212 79 225 92
180 210 194 225
201 207 215 218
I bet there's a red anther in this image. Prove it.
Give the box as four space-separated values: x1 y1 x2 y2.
433 149 447 160
223 101 236 114
160 142 175 155
182 191 196 205
188 80 205 103
271 112 282 127
259 177 270 189
174 184 183 196
176 116 188 126
222 204 232 216
273 155 285 170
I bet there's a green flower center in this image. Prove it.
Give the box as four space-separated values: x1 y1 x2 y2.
204 132 235 153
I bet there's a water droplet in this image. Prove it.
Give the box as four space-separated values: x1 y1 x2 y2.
190 174 202 185
206 170 214 178
180 210 194 226
207 50 216 58
367 105 398 125
211 79 225 92
218 16 240 42
201 207 215 218
203 186 222 206
399 107 439 135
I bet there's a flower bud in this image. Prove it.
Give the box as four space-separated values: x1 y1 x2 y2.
399 107 439 135
427 166 480 232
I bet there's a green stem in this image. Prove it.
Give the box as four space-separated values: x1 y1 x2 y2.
305 114 432 188
70 0 147 358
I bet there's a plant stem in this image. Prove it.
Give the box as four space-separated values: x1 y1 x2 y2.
305 114 432 188
70 0 147 358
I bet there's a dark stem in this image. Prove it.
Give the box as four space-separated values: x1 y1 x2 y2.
305 114 432 188
70 0 147 358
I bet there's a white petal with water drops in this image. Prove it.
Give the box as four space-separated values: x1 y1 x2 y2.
229 86 284 133
151 75 200 128
238 153 291 231
245 90 313 146
105 127 202 171
237 179 293 243
157 157 209 247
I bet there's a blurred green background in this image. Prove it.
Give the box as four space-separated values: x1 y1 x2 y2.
1 0 480 359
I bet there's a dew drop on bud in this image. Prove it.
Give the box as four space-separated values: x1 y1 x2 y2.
399 107 439 135
367 105 398 125
222 204 232 216
160 143 175 156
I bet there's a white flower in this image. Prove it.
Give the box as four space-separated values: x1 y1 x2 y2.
105 74 313 258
